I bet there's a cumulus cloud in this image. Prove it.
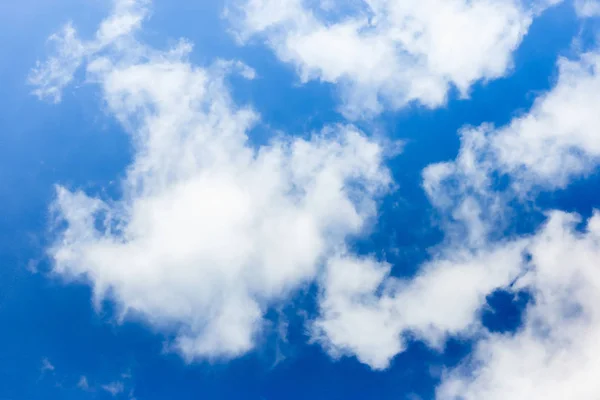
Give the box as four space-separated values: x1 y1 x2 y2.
489 51 600 189
312 243 527 369
423 48 600 216
420 47 600 399
229 0 558 117
312 46 600 372
33 3 600 396
36 0 390 360
438 211 600 400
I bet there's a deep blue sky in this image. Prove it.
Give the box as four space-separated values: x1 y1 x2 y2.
1 1 599 399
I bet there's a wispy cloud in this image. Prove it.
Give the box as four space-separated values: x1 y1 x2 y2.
102 381 125 397
77 376 90 391
575 0 600 16
28 0 148 103
41 358 55 373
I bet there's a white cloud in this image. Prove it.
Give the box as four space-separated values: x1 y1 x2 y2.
438 211 600 400
489 51 600 189
102 381 125 396
33 3 600 395
312 46 600 372
422 48 600 227
77 373 133 396
38 1 391 361
419 47 600 399
77 376 90 390
230 0 557 117
575 0 600 17
28 24 86 103
28 0 148 102
422 127 504 247
312 243 527 369
41 358 55 373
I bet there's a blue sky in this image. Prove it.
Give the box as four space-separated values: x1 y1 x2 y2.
2 0 600 399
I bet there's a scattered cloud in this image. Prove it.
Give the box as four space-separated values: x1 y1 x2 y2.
77 376 90 391
313 46 600 372
26 259 41 274
102 381 125 396
31 2 600 399
485 51 600 190
421 47 600 240
28 0 148 102
229 0 558 118
421 46 600 399
36 0 391 361
41 358 55 373
575 0 600 17
77 373 134 396
437 211 600 400
312 243 527 369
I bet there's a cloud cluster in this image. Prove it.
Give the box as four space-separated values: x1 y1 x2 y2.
311 45 600 381
422 49 600 238
424 47 600 398
230 0 558 117
438 211 600 400
35 0 390 360
312 243 527 369
32 1 600 398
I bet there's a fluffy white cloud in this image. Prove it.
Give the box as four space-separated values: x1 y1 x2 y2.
423 48 600 217
312 46 600 372
37 1 391 360
421 48 600 399
438 211 600 400
312 242 527 369
489 51 600 189
33 3 600 394
230 0 557 117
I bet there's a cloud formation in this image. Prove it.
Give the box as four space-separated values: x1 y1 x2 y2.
28 0 148 103
31 3 600 398
422 48 600 230
34 0 390 360
312 46 600 375
312 243 527 369
438 211 600 400
230 0 557 117
424 48 600 399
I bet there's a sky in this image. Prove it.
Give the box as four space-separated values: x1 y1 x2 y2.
1 0 600 399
